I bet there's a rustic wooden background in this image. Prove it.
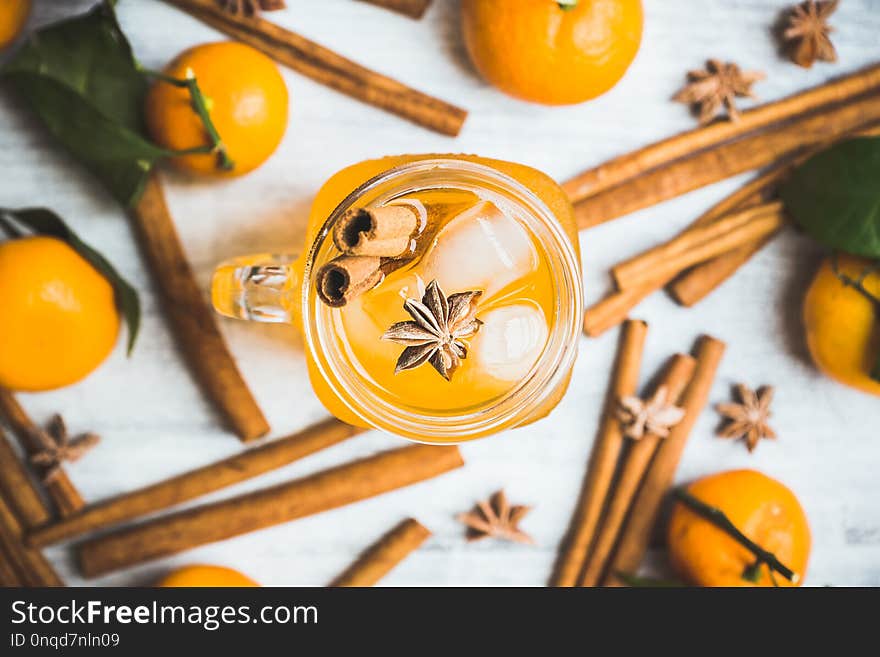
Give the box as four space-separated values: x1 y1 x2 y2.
1 0 878 587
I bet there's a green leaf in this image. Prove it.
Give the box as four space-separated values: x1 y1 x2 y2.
1 1 170 207
780 137 880 258
614 572 685 588
0 208 141 354
558 0 579 9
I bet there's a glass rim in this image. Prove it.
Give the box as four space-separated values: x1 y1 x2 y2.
300 158 583 443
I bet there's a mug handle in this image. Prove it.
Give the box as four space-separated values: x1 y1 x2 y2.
211 254 300 324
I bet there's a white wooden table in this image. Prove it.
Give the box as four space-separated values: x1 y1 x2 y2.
1 0 878 587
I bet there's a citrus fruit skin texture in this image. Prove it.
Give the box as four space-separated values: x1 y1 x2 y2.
667 470 811 587
0 237 120 392
461 0 643 105
0 0 30 51
804 255 880 397
157 565 259 587
145 41 289 177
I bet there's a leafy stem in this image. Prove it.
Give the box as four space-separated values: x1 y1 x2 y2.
831 253 880 309
0 207 141 354
830 254 880 383
672 487 799 584
141 68 235 171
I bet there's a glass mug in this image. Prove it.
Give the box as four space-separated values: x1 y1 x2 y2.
211 155 583 443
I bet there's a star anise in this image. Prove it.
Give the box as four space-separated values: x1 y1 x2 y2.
29 415 100 484
673 59 766 124
716 384 777 452
381 280 482 381
783 1 839 68
616 386 686 440
456 490 534 544
215 0 286 16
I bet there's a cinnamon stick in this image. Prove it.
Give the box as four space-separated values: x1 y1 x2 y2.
333 206 419 258
577 354 696 586
358 0 432 19
131 174 269 442
0 542 23 586
0 493 63 587
164 0 467 136
30 419 364 548
78 444 463 577
0 389 85 517
611 201 787 291
565 62 880 205
603 335 725 586
317 255 384 307
0 428 50 530
570 78 880 229
583 284 656 339
551 319 648 587
668 123 880 306
329 517 431 587
582 159 803 337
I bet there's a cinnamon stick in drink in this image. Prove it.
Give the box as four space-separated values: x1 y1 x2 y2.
603 336 725 586
611 202 787 291
564 62 880 205
333 206 420 258
164 0 466 136
78 444 464 577
131 175 269 442
329 517 431 587
551 319 648 587
30 419 364 548
0 389 85 517
570 84 880 230
578 354 696 586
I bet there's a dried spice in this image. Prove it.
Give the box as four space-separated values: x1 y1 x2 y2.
783 1 839 68
216 0 286 16
716 384 777 452
673 59 765 124
457 490 533 544
382 280 482 381
30 415 100 484
616 385 687 440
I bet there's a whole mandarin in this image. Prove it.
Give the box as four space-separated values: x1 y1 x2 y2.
803 255 880 397
461 0 643 105
0 236 119 392
145 41 289 177
667 470 810 587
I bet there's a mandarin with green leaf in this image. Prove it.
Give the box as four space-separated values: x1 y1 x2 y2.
145 41 289 177
804 254 880 397
0 236 120 392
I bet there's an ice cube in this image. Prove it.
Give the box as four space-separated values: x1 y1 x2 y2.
418 201 538 299
470 303 548 383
